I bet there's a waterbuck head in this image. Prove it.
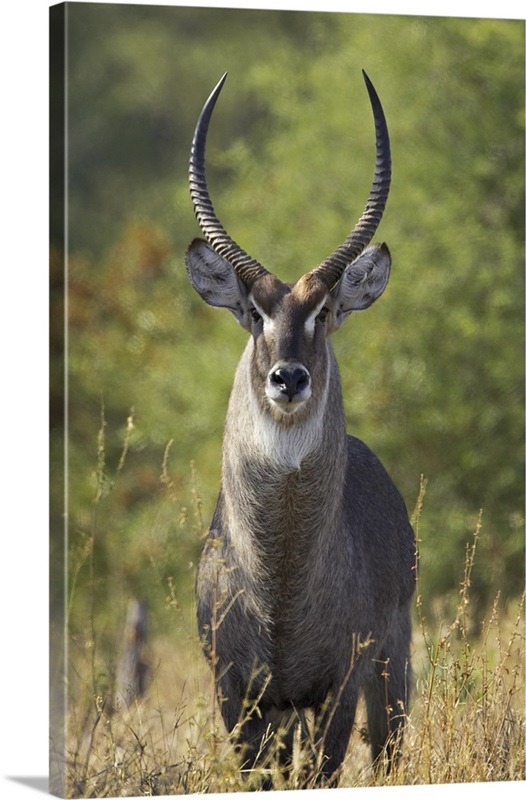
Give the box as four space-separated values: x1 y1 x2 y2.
186 72 391 425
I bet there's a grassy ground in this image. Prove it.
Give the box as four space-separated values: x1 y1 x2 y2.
62 502 525 797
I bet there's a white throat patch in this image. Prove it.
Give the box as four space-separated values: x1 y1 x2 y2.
245 353 330 472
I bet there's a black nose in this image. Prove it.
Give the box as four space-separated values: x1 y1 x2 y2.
269 366 310 401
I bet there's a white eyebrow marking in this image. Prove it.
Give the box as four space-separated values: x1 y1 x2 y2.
250 297 276 334
304 298 328 337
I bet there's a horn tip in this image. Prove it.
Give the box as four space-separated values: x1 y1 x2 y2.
361 69 376 96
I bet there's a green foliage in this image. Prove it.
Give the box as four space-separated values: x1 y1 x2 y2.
52 6 525 645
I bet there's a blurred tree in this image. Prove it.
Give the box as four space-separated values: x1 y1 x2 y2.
54 6 524 641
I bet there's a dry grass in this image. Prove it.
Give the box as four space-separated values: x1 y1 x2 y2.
58 428 524 796
61 529 524 795
62 593 524 796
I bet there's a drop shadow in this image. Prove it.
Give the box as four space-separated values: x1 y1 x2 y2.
7 777 49 794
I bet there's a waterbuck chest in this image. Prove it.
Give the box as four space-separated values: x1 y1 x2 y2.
218 446 349 682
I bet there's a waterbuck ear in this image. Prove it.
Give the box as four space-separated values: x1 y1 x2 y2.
331 243 391 329
185 239 249 323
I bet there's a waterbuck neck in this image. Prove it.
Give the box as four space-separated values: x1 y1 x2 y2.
219 338 348 631
221 337 347 545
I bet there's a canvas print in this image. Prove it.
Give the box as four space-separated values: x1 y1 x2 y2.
49 2 525 797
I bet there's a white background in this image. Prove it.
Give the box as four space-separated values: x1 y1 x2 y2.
1 1 523 798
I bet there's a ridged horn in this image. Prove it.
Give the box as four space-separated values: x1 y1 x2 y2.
189 73 270 289
311 70 392 289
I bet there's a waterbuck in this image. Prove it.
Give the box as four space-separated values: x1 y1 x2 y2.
185 72 415 787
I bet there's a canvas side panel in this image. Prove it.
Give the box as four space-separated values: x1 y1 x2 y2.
49 3 66 797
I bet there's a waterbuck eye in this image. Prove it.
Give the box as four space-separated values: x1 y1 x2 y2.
316 306 330 324
250 307 262 324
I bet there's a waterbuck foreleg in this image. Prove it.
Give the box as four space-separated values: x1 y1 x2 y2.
363 609 412 773
312 682 359 786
